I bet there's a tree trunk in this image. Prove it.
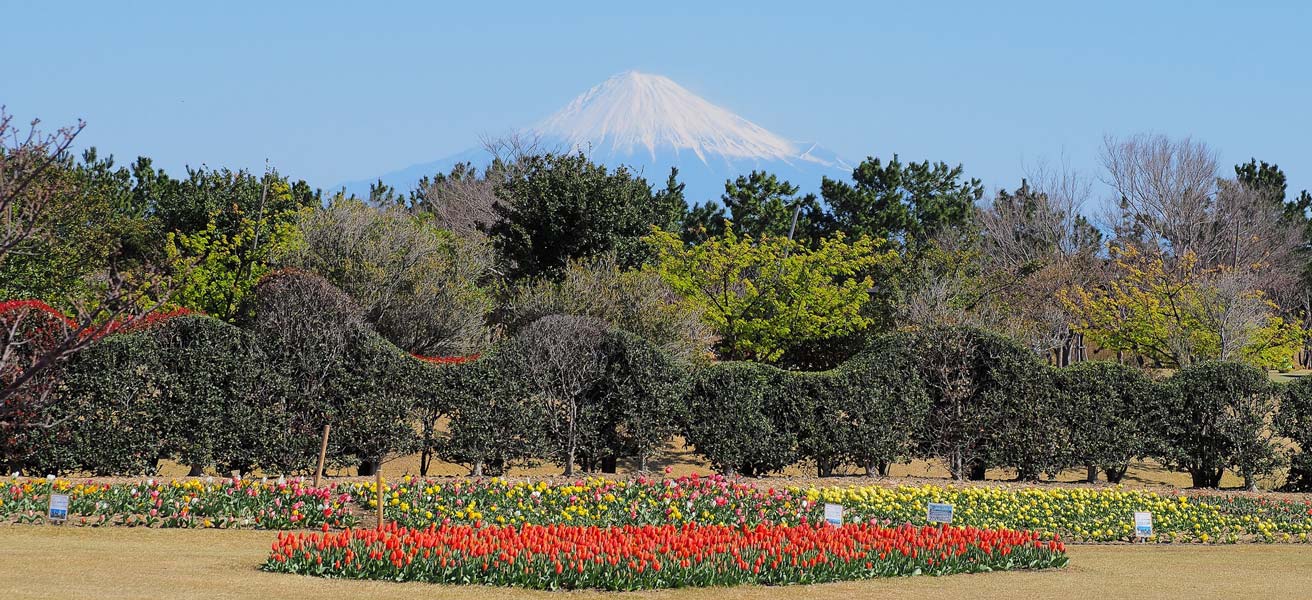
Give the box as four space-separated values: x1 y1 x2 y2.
471 460 484 477
419 449 431 477
188 464 204 477
601 455 618 474
1086 464 1099 484
1104 464 1128 484
358 459 377 477
564 445 575 476
968 461 987 481
638 454 648 473
878 461 890 477
1191 468 1222 488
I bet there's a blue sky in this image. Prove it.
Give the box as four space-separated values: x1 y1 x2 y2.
4 0 1309 209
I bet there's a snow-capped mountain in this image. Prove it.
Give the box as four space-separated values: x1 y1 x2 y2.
337 71 852 202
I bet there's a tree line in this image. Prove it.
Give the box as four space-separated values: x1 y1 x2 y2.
2 111 1311 486
6 284 1310 492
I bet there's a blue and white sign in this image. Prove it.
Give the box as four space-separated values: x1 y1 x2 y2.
1134 511 1153 538
823 503 844 527
927 502 954 524
48 493 69 523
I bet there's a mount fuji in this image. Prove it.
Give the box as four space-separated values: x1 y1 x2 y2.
337 71 853 203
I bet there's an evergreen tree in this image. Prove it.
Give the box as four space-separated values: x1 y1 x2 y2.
820 154 983 245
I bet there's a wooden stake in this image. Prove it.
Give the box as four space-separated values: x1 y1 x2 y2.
375 466 384 530
313 424 331 488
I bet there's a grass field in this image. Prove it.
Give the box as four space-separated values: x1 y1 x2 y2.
1 527 1309 600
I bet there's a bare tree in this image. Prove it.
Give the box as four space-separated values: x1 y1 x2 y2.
1100 134 1218 257
1 112 174 421
502 315 608 476
1210 178 1305 302
0 108 83 261
501 254 716 361
413 132 559 237
288 199 494 356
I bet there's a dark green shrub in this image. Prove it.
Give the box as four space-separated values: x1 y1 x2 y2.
1058 361 1157 483
32 334 168 475
1157 361 1281 489
1277 377 1312 491
594 330 689 472
327 330 424 475
894 327 1062 481
682 362 801 477
145 316 292 475
439 355 548 476
820 334 931 477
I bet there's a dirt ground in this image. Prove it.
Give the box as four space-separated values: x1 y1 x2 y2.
1 527 1309 600
129 439 1257 493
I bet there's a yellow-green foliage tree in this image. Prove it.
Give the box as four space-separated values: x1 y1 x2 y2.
645 227 896 362
165 180 308 320
1060 245 1305 369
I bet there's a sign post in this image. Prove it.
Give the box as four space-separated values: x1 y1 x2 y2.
48 493 69 524
823 503 843 527
927 502 954 524
1134 511 1153 540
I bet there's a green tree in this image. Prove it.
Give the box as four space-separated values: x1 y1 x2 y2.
721 171 827 243
646 227 895 362
489 152 660 279
820 154 983 244
164 174 313 320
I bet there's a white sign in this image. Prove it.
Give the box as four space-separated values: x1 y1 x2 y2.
1134 511 1152 538
823 503 844 527
48 493 69 523
927 502 954 524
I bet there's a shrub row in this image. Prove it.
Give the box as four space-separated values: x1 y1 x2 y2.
683 328 1303 489
5 288 1309 490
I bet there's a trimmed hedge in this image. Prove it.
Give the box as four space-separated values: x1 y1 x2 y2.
1279 377 1312 491
683 362 800 477
7 300 1301 490
1059 361 1156 483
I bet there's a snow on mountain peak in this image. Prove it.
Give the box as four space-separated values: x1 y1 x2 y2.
533 71 810 166
336 71 852 202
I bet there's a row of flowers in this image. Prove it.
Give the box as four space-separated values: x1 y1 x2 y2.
3 477 358 529
354 475 1312 543
262 522 1067 589
6 474 1311 542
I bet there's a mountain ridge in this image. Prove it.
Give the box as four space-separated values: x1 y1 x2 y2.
335 71 852 202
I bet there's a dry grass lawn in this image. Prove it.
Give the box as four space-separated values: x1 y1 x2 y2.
1 527 1310 600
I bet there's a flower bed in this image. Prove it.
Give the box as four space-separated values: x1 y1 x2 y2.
2 477 358 529
263 522 1067 590
8 474 1312 543
358 475 1312 543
